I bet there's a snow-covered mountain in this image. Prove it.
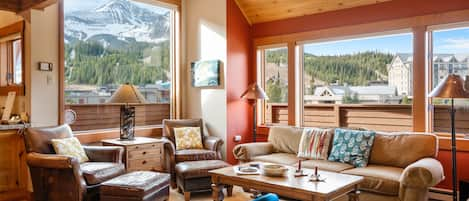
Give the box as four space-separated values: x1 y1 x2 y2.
65 0 170 47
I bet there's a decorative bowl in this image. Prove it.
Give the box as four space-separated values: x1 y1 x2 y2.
261 164 288 177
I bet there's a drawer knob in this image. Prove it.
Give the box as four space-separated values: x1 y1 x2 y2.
142 160 147 164
142 151 147 155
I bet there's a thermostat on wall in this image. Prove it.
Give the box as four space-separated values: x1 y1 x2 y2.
38 62 53 71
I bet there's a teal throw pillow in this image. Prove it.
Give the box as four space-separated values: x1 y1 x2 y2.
328 128 375 167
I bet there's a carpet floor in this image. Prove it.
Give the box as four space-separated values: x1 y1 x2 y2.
169 186 252 201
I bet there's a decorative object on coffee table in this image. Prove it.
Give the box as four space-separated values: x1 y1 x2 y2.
102 137 164 172
429 74 468 201
108 83 146 140
241 83 268 142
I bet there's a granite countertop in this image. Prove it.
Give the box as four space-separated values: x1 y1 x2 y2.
0 123 31 130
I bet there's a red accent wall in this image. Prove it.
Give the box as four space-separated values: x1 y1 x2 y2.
436 150 469 189
252 0 469 38
226 0 253 164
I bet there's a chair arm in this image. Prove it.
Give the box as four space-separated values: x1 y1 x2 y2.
204 136 224 159
400 158 444 188
27 152 80 169
233 142 274 162
83 145 123 163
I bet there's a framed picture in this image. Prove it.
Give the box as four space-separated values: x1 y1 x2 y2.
191 60 221 87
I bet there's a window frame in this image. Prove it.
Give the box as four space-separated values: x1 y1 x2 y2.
58 0 180 132
0 21 25 96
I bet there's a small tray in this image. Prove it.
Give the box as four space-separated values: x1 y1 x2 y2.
234 166 261 175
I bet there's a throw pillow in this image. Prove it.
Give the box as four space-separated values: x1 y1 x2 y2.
297 128 332 160
174 127 204 150
51 137 89 163
328 128 376 167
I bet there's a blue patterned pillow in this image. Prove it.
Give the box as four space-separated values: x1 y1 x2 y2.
328 128 376 167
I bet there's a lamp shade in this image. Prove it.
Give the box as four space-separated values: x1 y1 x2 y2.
429 74 467 98
108 83 146 104
240 83 269 100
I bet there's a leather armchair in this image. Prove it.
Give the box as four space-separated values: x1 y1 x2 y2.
24 125 125 201
162 119 223 188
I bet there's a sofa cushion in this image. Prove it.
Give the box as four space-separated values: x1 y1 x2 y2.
174 127 204 150
299 159 354 172
268 126 303 154
80 162 125 185
341 165 403 196
251 153 299 165
370 132 437 168
297 128 333 160
175 149 218 162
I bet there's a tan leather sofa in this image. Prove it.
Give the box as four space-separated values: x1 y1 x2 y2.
233 126 445 201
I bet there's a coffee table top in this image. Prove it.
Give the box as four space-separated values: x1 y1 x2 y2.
209 163 363 196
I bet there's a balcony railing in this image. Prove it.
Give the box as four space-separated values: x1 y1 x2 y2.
266 103 469 133
65 103 170 131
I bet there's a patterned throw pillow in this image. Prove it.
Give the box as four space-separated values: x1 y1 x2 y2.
51 137 89 163
174 127 204 150
328 128 376 167
297 128 332 160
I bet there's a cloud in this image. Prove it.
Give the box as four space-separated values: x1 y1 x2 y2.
440 38 469 50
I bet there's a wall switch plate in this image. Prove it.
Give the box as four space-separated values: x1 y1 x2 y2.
234 135 242 142
38 62 53 71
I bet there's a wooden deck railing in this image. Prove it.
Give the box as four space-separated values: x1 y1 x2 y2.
65 103 170 131
266 103 469 133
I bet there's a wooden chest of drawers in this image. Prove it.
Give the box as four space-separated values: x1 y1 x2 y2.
102 137 164 172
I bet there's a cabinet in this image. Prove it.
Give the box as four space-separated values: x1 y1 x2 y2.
0 128 30 201
102 137 164 172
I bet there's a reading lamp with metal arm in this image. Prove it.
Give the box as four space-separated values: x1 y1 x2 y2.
241 83 269 142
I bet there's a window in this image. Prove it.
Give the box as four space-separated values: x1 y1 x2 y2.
429 26 469 134
300 33 414 131
258 46 288 125
0 21 24 95
63 0 175 131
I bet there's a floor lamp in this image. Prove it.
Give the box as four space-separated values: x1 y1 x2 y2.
429 74 467 201
241 83 268 142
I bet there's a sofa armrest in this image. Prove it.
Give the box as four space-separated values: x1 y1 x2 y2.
83 146 123 163
27 152 80 169
233 142 274 162
204 136 223 159
400 158 444 188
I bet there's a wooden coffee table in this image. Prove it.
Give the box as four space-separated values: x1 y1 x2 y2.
209 163 364 201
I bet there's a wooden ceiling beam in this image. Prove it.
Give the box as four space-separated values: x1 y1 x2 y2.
0 0 56 13
0 0 20 12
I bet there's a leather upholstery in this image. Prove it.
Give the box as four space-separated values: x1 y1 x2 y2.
233 142 274 162
299 159 354 172
24 125 125 201
251 153 300 165
175 160 229 179
25 124 74 154
342 165 403 195
100 171 170 200
175 149 219 162
162 119 224 188
80 162 125 185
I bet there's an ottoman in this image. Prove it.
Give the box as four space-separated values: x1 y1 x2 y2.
175 160 231 201
100 171 170 201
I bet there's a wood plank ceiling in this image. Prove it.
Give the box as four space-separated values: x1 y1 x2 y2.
0 0 56 13
235 0 393 24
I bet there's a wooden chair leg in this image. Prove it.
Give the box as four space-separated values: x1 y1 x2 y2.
226 185 233 197
184 191 191 201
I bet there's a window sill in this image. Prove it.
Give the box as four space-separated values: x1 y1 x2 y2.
74 125 163 144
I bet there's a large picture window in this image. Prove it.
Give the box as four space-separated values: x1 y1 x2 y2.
429 26 469 134
63 0 175 131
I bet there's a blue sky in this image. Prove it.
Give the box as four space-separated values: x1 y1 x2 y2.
304 28 469 55
64 0 169 13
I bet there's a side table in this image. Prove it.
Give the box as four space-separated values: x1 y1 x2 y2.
102 137 164 172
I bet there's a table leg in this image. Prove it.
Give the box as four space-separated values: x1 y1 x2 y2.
348 186 360 201
226 185 233 197
212 183 225 201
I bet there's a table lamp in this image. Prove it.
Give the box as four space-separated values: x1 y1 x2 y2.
108 83 146 140
429 74 467 201
241 83 269 142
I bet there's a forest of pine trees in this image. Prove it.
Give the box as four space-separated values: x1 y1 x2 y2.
64 39 170 87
